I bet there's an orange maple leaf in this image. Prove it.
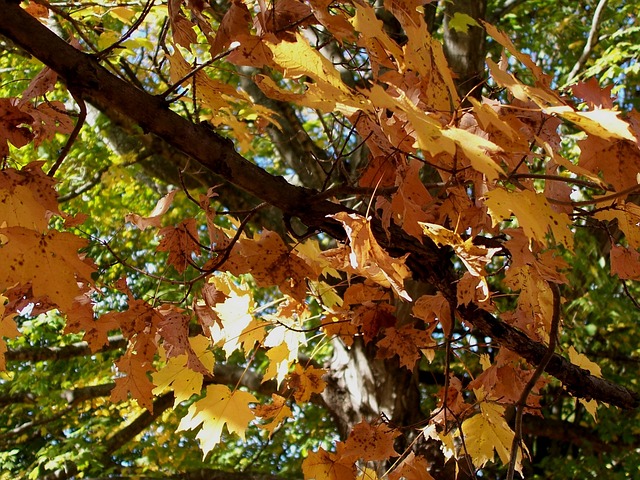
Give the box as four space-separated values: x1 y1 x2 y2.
252 393 293 437
376 324 435 370
0 227 95 312
343 420 400 462
287 364 327 402
388 452 435 480
224 230 315 301
111 350 155 412
330 212 412 301
302 447 356 480
157 219 202 273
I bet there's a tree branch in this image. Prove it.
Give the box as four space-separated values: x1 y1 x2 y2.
1 1 637 410
567 0 609 83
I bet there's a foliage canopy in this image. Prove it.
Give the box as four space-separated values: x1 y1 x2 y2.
0 1 639 479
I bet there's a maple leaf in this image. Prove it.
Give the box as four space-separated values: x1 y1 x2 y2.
343 420 400 462
376 324 435 370
568 346 601 420
484 188 573 250
301 447 356 480
610 245 640 280
111 350 156 412
287 364 327 402
208 0 251 57
570 78 615 109
330 212 412 301
125 190 177 231
0 98 34 158
152 336 215 406
20 100 74 146
0 227 95 312
460 390 523 473
65 292 118 352
0 294 18 370
252 393 293 437
413 292 452 337
388 452 435 480
546 106 636 142
177 384 257 456
262 343 291 387
224 230 315 301
157 219 202 273
211 291 265 357
101 296 162 361
167 0 197 48
0 163 60 231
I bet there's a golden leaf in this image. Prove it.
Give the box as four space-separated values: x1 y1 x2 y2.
177 384 257 457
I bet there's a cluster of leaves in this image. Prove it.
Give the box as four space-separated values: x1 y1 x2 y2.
0 1 640 479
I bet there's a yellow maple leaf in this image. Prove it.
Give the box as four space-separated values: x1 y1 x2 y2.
0 185 50 231
177 384 257 457
441 126 504 180
484 188 573 250
152 336 215 406
262 342 291 387
211 292 265 357
545 106 635 141
460 389 524 473
0 227 95 312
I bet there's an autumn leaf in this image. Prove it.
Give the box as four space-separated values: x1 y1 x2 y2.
152 336 215 406
484 188 573 250
224 230 315 301
545 106 636 142
0 98 34 158
376 324 435 370
413 292 453 337
330 212 412 301
177 384 257 456
211 291 265 357
0 163 60 231
388 452 435 480
461 389 522 473
252 393 293 437
0 227 95 312
0 294 18 370
125 190 177 231
157 219 202 273
343 420 400 462
287 364 327 402
65 293 118 352
610 245 640 280
111 350 156 412
568 346 601 420
302 447 356 480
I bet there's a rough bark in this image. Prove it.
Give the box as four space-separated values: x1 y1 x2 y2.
443 0 488 101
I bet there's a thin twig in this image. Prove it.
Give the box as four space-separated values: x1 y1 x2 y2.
48 90 86 177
